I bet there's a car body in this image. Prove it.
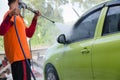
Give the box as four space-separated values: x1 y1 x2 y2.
44 0 120 80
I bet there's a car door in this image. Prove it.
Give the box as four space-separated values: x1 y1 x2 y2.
93 5 120 80
59 9 101 80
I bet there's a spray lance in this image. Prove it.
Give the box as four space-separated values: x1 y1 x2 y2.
19 1 55 23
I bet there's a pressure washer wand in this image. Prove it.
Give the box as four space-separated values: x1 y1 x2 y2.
19 2 55 23
41 15 55 23
27 7 55 23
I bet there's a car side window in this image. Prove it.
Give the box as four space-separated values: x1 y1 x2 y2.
69 10 101 43
102 6 120 35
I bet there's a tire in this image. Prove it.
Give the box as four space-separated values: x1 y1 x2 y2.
45 64 59 80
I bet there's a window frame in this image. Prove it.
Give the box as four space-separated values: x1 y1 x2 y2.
102 5 120 36
67 9 102 43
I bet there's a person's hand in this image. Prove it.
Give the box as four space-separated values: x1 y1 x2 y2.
9 8 20 17
34 10 41 20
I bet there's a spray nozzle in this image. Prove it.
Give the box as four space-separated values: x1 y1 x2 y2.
19 2 37 13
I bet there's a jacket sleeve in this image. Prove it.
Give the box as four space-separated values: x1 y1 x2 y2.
25 16 37 38
0 15 13 36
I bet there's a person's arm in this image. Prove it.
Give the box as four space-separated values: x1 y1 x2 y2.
25 17 37 38
0 8 20 36
0 15 13 36
26 11 41 38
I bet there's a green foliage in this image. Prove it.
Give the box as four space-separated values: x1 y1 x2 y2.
0 37 4 50
30 19 60 47
24 0 62 48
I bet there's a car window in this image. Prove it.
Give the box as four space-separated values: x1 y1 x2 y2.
102 6 120 35
68 10 101 43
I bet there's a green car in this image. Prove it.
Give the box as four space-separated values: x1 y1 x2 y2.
44 0 120 80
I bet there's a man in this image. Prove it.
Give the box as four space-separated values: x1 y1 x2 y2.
0 0 41 80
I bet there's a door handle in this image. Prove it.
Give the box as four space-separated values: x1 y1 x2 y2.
80 48 90 54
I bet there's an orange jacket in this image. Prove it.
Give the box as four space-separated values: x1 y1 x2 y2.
0 11 37 64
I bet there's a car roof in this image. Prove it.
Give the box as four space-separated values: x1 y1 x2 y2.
74 0 120 28
106 0 120 7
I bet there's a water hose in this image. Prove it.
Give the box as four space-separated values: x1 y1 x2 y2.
13 15 36 80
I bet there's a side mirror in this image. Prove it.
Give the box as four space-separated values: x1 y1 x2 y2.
57 34 67 44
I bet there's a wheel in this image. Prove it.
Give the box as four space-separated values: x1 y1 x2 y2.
45 64 59 80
